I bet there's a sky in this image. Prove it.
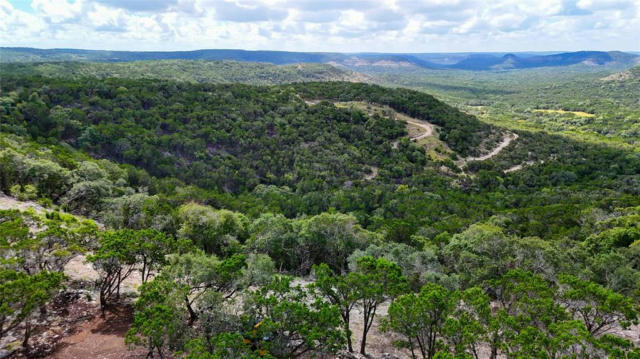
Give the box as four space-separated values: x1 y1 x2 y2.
1 0 639 53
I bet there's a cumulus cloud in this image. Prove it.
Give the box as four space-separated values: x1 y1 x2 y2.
1 0 638 52
95 0 179 12
211 0 288 22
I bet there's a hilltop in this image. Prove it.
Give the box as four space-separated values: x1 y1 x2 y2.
602 64 640 81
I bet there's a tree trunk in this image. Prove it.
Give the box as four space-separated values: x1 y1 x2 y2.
360 303 378 355
22 320 31 355
472 344 480 359
185 296 198 325
408 337 416 359
142 258 148 283
428 330 437 359
116 271 121 300
416 336 426 359
146 346 154 359
344 312 353 352
360 332 368 355
100 289 107 317
490 334 498 359
360 308 370 355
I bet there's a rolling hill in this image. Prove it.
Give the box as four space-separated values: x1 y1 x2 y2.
448 51 639 70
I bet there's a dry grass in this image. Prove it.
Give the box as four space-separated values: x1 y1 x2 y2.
534 109 595 118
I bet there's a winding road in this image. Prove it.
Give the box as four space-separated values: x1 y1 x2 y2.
405 118 434 140
464 133 518 162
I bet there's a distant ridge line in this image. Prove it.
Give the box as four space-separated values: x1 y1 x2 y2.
1 47 638 70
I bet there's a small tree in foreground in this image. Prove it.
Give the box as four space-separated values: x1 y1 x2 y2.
126 276 190 359
383 283 456 359
351 256 407 355
162 252 246 325
0 269 63 352
88 230 138 315
311 263 360 352
245 275 345 358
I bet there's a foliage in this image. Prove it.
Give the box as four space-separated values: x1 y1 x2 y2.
350 256 408 355
244 275 345 358
383 283 456 359
0 60 361 86
126 277 190 358
0 270 63 342
248 212 377 274
177 203 248 256
559 274 638 336
2 63 640 356
88 229 139 314
161 251 246 324
311 263 360 352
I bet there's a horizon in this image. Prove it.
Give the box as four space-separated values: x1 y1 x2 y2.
2 0 639 53
2 46 639 55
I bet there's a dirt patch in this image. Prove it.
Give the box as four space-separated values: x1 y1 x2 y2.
305 100 436 143
533 109 595 118
364 166 379 180
405 118 433 140
48 305 146 359
348 302 409 358
1 291 97 359
332 101 435 141
503 160 543 173
0 194 46 213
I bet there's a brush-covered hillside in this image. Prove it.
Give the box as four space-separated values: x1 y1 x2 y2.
0 76 498 194
0 60 367 85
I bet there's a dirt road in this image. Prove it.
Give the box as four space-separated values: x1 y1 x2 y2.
405 118 434 140
464 133 518 162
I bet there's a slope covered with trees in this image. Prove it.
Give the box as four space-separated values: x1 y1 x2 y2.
0 61 366 86
0 76 496 194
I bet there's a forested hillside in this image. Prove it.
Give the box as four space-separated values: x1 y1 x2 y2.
1 73 639 358
0 61 365 85
0 76 497 194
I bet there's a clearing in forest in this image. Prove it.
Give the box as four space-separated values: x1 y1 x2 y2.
332 101 454 161
534 109 595 118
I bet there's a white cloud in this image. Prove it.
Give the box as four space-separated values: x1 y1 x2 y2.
1 0 638 52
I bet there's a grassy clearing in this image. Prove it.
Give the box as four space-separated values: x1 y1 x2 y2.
469 110 639 152
533 109 596 118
